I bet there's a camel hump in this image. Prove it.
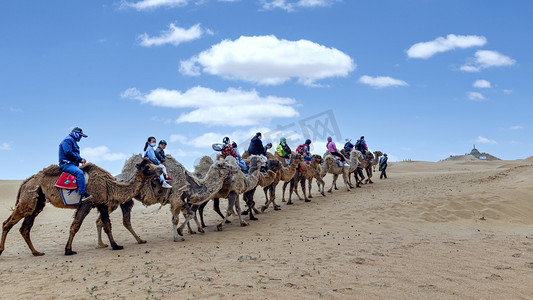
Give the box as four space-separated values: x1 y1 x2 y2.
43 165 62 176
80 163 97 172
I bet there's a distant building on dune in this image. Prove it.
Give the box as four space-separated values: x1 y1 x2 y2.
442 144 501 161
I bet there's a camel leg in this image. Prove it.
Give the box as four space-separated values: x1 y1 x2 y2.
282 181 290 202
263 186 269 205
328 174 338 193
172 214 185 242
270 183 281 210
213 198 230 224
287 180 295 205
174 202 195 241
317 176 326 196
19 197 46 256
217 196 234 231
96 216 107 248
0 210 26 256
293 178 303 201
307 177 313 198
301 177 310 202
366 168 373 184
198 202 208 228
64 202 93 255
343 173 351 192
120 200 146 244
190 205 203 234
243 190 258 221
233 194 249 227
97 204 123 251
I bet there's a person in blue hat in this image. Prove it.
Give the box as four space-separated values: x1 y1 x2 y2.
58 127 92 201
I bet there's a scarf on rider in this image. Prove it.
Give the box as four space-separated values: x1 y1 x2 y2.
69 131 81 142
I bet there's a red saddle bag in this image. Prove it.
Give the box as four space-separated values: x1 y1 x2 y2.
55 173 78 190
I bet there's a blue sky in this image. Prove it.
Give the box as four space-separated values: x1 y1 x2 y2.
1 0 531 179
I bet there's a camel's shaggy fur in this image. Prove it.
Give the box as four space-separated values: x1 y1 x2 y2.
180 155 263 233
1 159 162 256
95 154 235 245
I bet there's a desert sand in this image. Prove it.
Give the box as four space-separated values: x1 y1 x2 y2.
1 158 533 299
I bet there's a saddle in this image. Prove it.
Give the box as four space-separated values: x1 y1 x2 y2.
149 179 171 204
55 173 78 189
54 172 89 205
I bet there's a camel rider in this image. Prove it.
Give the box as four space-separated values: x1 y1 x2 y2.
344 139 354 153
221 137 248 173
355 136 368 154
155 140 172 181
379 153 388 179
276 137 292 164
327 136 349 167
144 137 172 188
58 127 93 201
296 139 312 164
248 132 268 166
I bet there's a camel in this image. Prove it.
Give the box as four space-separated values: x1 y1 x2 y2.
303 154 331 199
0 158 162 256
261 153 303 212
341 149 365 188
183 156 275 229
178 155 263 233
241 162 279 220
372 151 383 172
323 152 352 192
283 155 327 204
95 154 234 246
361 151 375 184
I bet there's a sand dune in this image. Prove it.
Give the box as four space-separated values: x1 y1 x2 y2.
1 159 533 299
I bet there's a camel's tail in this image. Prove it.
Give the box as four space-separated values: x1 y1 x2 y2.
9 185 23 211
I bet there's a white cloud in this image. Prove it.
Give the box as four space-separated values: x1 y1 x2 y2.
460 50 516 72
262 0 339 11
179 35 355 86
121 0 188 10
468 91 485 101
165 147 203 157
510 140 520 145
406 34 486 59
475 136 497 145
510 125 523 130
0 142 12 151
81 146 128 162
122 86 300 127
503 89 513 94
358 75 408 89
138 23 211 47
473 79 491 88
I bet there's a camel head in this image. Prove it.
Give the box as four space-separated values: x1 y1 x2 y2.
267 159 282 173
311 154 323 165
288 153 303 166
351 150 363 161
247 155 262 174
374 151 383 157
210 159 236 180
136 158 163 178
324 155 335 168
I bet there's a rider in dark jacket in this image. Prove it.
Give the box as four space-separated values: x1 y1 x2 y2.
248 132 265 155
58 127 92 201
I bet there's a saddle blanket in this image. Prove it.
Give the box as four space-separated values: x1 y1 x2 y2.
55 172 90 205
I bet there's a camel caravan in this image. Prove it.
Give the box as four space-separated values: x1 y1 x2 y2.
0 128 388 256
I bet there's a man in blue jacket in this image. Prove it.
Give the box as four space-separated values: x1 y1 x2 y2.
58 127 92 201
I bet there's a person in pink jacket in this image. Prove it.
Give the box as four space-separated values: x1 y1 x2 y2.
326 136 348 166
